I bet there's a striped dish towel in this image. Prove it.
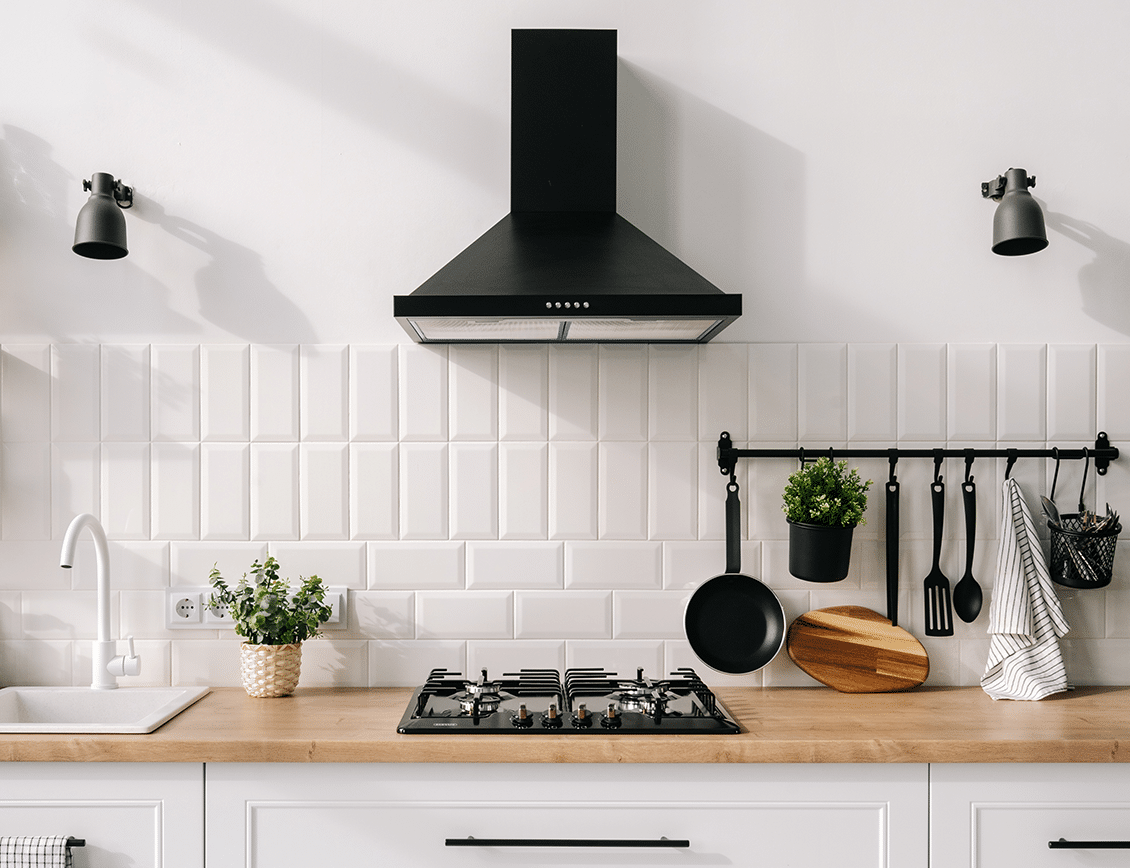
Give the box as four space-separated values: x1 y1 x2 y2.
0 837 72 868
981 477 1070 700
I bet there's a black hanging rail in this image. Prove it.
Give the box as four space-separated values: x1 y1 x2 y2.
716 432 1118 478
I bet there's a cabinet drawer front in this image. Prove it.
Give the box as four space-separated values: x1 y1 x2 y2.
247 801 889 868
975 804 1130 865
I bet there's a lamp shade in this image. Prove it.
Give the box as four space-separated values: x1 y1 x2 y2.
990 167 1048 256
73 172 128 259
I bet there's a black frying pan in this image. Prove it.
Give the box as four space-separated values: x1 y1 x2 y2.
684 480 786 674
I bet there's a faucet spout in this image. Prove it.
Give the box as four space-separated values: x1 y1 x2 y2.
60 513 138 689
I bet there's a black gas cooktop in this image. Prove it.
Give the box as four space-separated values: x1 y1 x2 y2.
396 667 740 734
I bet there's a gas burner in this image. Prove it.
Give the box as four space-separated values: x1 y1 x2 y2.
398 666 739 734
451 669 506 715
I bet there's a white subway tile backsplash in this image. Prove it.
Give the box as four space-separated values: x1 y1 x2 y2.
51 344 99 442
251 344 299 442
1048 344 1096 441
450 443 498 539
201 443 249 540
550 345 598 441
848 343 897 442
649 346 698 440
300 345 348 441
417 591 513 639
565 541 663 589
399 443 448 539
598 346 648 440
798 343 847 442
350 345 397 441
51 443 100 539
500 442 547 539
151 443 200 540
997 344 1047 441
101 345 150 442
2 345 51 442
350 443 398 539
612 590 689 639
947 343 997 441
749 344 797 441
151 345 200 442
250 443 298 540
499 345 548 440
2 442 51 540
201 345 249 441
898 343 946 441
515 590 611 639
4 341 1130 690
367 541 464 589
648 441 697 539
1098 344 1130 441
398 345 448 441
699 344 748 441
467 541 563 589
598 441 648 540
101 442 150 539
448 345 498 441
549 442 597 540
270 541 366 587
300 443 348 539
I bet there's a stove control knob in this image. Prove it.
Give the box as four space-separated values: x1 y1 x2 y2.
600 703 622 729
511 703 533 728
571 703 593 728
541 703 563 729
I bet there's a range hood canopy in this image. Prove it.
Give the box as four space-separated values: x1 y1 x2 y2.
393 29 742 343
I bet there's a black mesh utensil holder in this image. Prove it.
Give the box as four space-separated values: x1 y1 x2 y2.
1049 516 1120 588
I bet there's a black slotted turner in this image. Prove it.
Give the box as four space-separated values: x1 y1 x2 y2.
923 472 954 636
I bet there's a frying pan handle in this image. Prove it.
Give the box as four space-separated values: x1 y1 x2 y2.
726 481 741 574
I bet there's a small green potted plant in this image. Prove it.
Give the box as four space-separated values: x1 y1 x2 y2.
209 556 333 697
782 456 872 582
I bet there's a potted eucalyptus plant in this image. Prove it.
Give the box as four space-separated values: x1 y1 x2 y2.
209 556 333 698
782 456 872 582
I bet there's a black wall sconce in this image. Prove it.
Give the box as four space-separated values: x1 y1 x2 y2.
981 167 1048 256
73 172 133 259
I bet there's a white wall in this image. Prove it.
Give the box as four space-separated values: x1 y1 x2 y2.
3 1 1130 344
2 2 1130 690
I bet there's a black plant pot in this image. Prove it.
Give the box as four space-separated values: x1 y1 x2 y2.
788 520 855 583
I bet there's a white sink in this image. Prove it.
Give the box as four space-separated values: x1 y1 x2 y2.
0 686 210 733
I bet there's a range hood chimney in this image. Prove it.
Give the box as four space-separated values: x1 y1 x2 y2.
393 29 742 343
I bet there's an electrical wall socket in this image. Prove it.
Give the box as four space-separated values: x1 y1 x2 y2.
166 587 348 630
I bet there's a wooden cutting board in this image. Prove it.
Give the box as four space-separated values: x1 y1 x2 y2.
786 606 929 693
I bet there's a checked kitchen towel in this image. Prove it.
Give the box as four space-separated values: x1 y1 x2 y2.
981 477 1070 700
0 837 73 868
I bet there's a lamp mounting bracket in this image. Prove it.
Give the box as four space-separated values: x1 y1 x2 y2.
982 172 1035 201
83 176 133 209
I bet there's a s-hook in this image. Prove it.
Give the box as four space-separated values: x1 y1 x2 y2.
933 449 944 484
1005 449 1018 480
964 449 975 485
888 449 899 485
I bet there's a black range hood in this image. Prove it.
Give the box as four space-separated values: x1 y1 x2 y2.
393 29 742 343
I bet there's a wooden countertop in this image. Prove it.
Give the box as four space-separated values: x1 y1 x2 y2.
4 685 1130 764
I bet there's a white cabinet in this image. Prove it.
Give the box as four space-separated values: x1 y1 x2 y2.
206 763 928 868
0 763 203 868
931 764 1130 867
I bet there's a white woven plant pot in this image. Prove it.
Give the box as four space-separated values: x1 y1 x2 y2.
240 642 302 697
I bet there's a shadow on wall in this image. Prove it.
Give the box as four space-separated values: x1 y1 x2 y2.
0 125 316 343
1044 209 1130 338
131 201 317 344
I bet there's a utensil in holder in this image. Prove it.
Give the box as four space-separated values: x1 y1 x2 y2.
1047 450 1121 588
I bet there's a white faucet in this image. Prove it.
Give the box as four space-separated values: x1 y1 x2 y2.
59 513 140 689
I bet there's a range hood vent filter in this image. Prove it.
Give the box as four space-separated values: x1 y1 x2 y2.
393 29 742 344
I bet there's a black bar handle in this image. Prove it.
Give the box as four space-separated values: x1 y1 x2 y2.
1049 838 1130 849
446 837 690 848
66 838 85 848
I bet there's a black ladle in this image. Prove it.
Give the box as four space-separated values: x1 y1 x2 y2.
953 461 983 622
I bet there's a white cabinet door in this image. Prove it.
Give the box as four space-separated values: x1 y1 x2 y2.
932 764 1130 868
0 763 203 868
207 763 928 868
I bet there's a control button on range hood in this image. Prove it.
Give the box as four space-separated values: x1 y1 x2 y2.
393 29 741 344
